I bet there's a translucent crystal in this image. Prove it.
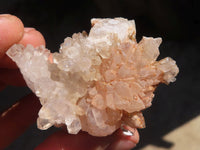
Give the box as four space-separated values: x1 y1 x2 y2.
6 18 179 136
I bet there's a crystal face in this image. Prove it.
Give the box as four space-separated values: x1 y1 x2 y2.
7 18 179 136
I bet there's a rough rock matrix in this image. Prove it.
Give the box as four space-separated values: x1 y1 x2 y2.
7 18 179 136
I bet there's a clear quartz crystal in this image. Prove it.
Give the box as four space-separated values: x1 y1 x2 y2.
6 18 179 136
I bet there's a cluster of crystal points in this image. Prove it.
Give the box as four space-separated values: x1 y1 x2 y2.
7 18 179 136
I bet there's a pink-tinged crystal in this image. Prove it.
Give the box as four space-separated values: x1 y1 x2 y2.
6 18 179 136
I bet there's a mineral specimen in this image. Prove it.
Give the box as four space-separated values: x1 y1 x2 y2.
6 18 179 136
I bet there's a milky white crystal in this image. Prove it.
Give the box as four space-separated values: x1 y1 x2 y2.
7 18 179 136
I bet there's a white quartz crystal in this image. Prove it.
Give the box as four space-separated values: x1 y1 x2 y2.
7 18 179 136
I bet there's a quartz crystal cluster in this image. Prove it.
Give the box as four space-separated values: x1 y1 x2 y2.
7 18 179 136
